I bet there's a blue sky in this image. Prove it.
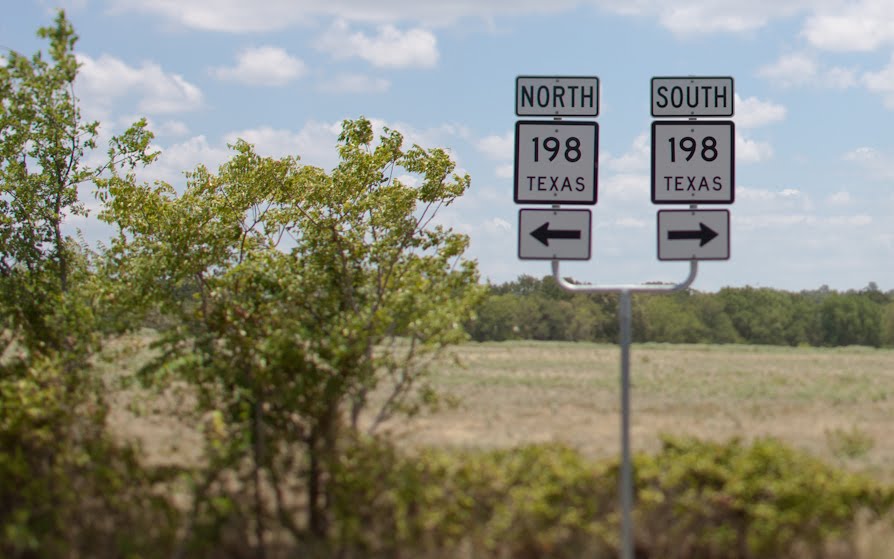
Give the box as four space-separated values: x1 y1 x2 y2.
7 0 894 291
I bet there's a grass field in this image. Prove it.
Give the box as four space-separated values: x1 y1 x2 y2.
103 334 894 481
369 341 894 482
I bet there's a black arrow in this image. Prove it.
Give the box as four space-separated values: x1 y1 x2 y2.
531 222 582 247
667 222 718 247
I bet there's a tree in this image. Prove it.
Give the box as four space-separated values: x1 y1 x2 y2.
0 10 154 360
0 12 173 558
819 293 882 347
98 119 484 551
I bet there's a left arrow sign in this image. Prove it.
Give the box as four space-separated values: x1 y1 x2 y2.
531 222 583 246
518 209 591 261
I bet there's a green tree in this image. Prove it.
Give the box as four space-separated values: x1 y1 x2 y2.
717 287 802 346
0 12 172 558
819 293 882 347
98 119 483 551
0 10 154 360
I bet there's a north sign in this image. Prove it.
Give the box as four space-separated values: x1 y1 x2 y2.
651 120 734 204
651 76 734 117
516 76 599 117
514 120 598 205
518 209 591 260
657 209 729 261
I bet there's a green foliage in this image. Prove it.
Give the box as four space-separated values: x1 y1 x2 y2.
0 354 179 558
635 436 893 558
98 117 484 546
820 293 883 347
0 10 156 361
327 435 894 558
471 277 891 348
329 437 615 558
0 12 175 558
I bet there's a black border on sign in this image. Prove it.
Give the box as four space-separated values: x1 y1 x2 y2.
518 208 592 261
650 76 734 117
651 120 735 205
656 209 730 261
514 120 599 205
516 76 600 117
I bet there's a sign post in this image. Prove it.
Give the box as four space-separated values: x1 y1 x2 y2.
512 75 734 559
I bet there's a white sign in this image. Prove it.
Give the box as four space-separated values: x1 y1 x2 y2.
651 121 734 204
516 76 599 117
657 209 729 261
518 209 591 260
651 77 734 117
514 121 598 205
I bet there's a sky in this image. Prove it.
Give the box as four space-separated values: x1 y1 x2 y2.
6 0 894 292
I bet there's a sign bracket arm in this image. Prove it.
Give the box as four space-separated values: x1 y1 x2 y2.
550 258 698 294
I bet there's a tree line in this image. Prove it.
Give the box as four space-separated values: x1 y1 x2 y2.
467 276 894 348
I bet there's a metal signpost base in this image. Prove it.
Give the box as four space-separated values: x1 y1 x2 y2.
551 260 698 559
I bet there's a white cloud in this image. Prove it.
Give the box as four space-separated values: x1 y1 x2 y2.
75 53 203 116
825 67 858 88
316 20 438 68
736 133 773 163
843 145 894 180
734 95 786 128
600 0 813 35
826 191 853 206
757 52 857 90
600 173 649 202
224 122 344 168
495 164 513 179
476 132 513 161
614 217 647 229
862 54 894 108
757 53 817 87
603 133 649 173
142 135 231 186
107 0 578 31
843 146 879 162
803 0 894 52
319 74 391 93
482 217 512 233
738 187 804 202
211 46 306 86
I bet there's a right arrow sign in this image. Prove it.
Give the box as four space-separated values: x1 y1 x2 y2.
657 209 729 261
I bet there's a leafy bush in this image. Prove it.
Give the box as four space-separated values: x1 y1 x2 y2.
328 436 894 559
635 436 894 558
0 355 179 558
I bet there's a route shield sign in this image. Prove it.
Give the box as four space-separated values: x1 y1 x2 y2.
657 209 729 261
518 209 591 260
651 120 734 204
514 120 598 205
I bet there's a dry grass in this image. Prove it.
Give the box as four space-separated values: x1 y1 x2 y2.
98 333 894 482
371 341 894 482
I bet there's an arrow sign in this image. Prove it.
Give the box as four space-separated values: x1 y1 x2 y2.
531 222 582 246
667 222 718 246
518 209 591 260
657 209 729 261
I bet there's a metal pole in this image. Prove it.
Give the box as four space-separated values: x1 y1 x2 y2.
619 289 633 559
550 259 698 559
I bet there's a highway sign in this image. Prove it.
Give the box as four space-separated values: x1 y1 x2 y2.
516 76 599 117
651 76 734 117
518 209 591 260
657 209 729 261
651 120 734 204
514 120 598 205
